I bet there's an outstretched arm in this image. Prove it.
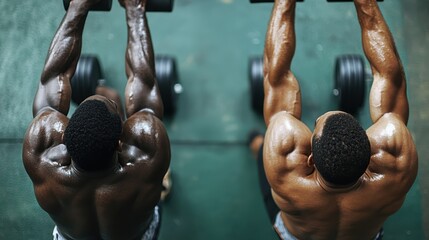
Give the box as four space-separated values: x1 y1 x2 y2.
33 1 94 117
121 0 164 119
354 0 408 124
358 0 417 193
263 0 301 126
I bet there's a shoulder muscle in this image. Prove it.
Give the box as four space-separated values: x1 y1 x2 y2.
264 112 312 175
23 109 68 182
121 111 170 170
366 113 418 182
24 109 67 155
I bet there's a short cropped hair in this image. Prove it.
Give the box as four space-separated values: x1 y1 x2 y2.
312 113 370 185
64 100 122 171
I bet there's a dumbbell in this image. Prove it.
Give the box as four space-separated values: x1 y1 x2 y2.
250 0 382 3
63 0 175 12
71 55 101 105
333 54 367 115
155 55 182 117
71 54 182 117
248 56 264 114
248 54 367 115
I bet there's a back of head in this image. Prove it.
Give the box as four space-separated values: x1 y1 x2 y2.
312 113 370 185
64 100 122 171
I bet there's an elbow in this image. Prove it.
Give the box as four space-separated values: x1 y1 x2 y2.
265 68 281 87
135 69 156 88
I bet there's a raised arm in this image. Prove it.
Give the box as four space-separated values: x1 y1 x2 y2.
354 0 409 124
33 1 94 117
263 0 301 126
121 0 164 119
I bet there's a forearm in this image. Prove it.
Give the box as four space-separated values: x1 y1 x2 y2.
123 3 163 118
264 0 296 85
124 4 155 80
263 0 301 124
355 0 403 77
354 0 408 123
34 3 89 116
42 3 89 82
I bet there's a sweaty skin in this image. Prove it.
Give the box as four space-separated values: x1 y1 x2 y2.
22 0 170 239
263 0 418 239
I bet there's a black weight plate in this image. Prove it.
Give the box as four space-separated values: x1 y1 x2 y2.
71 56 88 104
71 55 102 104
155 55 179 116
334 54 365 114
147 0 174 12
63 0 174 12
63 0 112 11
248 56 264 114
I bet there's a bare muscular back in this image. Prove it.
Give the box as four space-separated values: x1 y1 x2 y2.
274 178 395 240
263 111 417 240
23 109 170 240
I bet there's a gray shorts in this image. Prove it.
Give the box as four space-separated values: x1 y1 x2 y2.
273 212 384 240
273 213 298 240
53 205 160 240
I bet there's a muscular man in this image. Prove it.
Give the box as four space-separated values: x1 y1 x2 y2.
248 0 418 239
22 0 170 239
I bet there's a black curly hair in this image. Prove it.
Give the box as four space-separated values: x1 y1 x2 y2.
64 100 122 171
312 113 370 185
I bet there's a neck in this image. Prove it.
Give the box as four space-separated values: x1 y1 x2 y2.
316 171 361 193
71 153 120 176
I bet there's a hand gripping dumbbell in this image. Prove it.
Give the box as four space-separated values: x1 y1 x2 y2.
63 0 175 12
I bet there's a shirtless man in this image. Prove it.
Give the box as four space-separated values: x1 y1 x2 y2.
248 0 418 239
22 0 170 239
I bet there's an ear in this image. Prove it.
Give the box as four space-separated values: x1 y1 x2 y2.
307 153 314 168
116 140 123 152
